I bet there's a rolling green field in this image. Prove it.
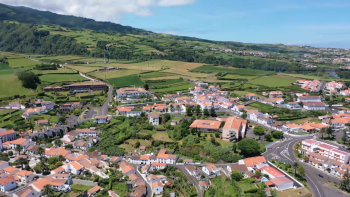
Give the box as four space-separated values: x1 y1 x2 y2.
152 83 194 93
249 75 296 87
32 68 75 74
191 65 273 76
108 74 144 88
0 74 36 98
91 69 141 79
66 65 102 73
140 71 177 78
8 58 39 67
39 74 85 82
221 74 258 80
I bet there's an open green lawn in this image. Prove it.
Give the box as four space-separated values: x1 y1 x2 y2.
233 91 257 97
111 182 129 197
119 139 152 152
192 65 272 76
30 114 58 122
0 74 36 98
152 83 194 94
108 74 144 88
140 71 177 78
153 131 173 142
32 68 75 74
249 75 296 87
199 133 233 147
221 74 258 80
8 58 39 67
276 188 310 197
92 69 142 79
0 109 15 115
70 184 93 192
39 74 86 82
66 65 103 73
0 63 10 70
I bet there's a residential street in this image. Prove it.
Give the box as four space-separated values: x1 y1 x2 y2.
263 136 348 197
175 165 204 197
100 84 113 116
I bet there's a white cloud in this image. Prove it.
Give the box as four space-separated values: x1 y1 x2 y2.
0 0 195 23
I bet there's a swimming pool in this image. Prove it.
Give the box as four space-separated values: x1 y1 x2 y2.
262 178 269 182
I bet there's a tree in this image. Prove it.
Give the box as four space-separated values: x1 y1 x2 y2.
340 169 350 192
134 141 141 148
186 106 193 116
220 121 225 128
17 71 41 89
73 108 81 116
297 165 305 179
208 187 216 197
59 117 66 124
210 106 216 117
327 126 334 138
144 84 149 90
17 157 27 169
238 139 261 157
232 143 237 153
231 171 244 181
8 151 13 157
169 104 174 112
54 139 63 147
241 111 247 119
292 162 299 177
271 131 283 139
195 105 201 115
319 128 326 139
294 142 301 153
43 185 55 197
265 134 272 142
342 129 347 143
15 145 22 155
304 156 309 163
37 146 44 160
253 126 265 136
37 161 49 174
203 109 209 116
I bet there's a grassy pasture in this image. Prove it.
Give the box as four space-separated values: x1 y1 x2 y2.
249 75 296 87
8 58 39 67
66 65 102 73
91 69 141 79
0 74 35 98
140 71 176 78
0 109 15 115
119 139 152 152
108 74 144 88
39 74 85 82
192 65 272 76
152 132 172 142
32 68 75 74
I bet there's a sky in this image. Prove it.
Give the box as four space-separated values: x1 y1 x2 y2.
1 0 350 48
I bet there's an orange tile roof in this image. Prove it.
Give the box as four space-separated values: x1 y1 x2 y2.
189 119 221 130
0 175 16 185
152 182 163 189
67 161 84 170
87 186 102 195
243 156 266 167
0 129 15 136
261 166 283 177
16 170 33 176
151 162 167 167
122 165 135 174
223 116 247 131
10 138 26 145
3 166 20 173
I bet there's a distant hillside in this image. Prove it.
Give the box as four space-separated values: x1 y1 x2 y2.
0 3 149 34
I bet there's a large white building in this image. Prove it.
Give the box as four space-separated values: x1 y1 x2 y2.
302 139 350 164
222 116 247 142
297 96 321 103
116 87 149 99
303 102 326 111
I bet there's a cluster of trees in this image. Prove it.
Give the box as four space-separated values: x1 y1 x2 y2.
185 105 216 117
35 63 59 70
17 71 41 89
0 22 88 55
337 71 350 79
238 139 263 157
0 57 8 65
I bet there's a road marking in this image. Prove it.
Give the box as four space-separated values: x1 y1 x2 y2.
306 174 322 197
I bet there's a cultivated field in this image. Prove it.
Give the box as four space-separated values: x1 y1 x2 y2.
39 74 86 83
108 74 144 88
249 75 296 87
91 69 141 79
119 139 152 152
8 58 39 67
0 74 36 98
192 65 273 76
66 65 102 73
32 68 75 74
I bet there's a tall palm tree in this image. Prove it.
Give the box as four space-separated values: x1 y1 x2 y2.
293 161 299 177
37 146 44 161
319 128 326 139
43 185 55 197
294 142 301 153
15 145 22 155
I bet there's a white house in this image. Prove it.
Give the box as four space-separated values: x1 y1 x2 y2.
149 113 160 126
202 164 220 176
297 96 321 103
0 176 17 192
287 102 301 110
94 116 108 123
62 161 84 175
116 87 149 99
303 102 326 111
185 165 196 176
257 116 273 125
152 182 163 195
270 177 294 190
15 170 34 184
150 162 167 171
261 166 285 179
245 93 258 100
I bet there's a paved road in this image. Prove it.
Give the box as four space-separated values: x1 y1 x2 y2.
100 84 113 116
263 136 345 197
